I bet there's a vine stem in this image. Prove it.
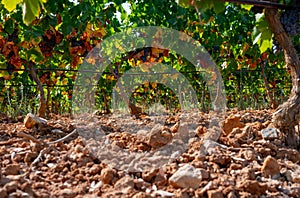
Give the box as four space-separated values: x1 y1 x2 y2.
261 61 277 108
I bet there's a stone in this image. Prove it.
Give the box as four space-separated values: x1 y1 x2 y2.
207 189 224 198
170 122 180 133
100 167 115 184
222 114 244 136
261 128 279 140
169 164 202 189
241 149 257 161
239 180 267 196
277 148 300 163
209 154 231 166
136 129 148 141
227 191 238 198
142 168 159 182
146 124 172 149
24 113 47 129
114 175 135 189
3 164 19 175
21 182 34 197
152 190 175 197
133 192 152 198
4 181 18 193
261 156 280 178
202 140 227 155
291 170 300 183
198 168 209 180
24 152 38 166
0 188 7 198
57 189 76 198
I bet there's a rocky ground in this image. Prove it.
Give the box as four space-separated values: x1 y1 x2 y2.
0 109 300 198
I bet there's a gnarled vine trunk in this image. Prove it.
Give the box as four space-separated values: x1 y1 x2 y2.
28 61 47 118
265 8 300 148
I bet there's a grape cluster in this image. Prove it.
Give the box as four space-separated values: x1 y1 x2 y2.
280 9 300 36
272 39 282 54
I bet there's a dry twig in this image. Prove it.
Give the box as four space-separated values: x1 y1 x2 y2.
49 129 77 145
17 131 42 144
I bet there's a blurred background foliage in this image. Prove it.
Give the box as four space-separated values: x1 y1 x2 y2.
0 0 298 117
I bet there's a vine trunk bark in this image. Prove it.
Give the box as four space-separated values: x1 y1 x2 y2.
265 8 300 148
28 61 47 118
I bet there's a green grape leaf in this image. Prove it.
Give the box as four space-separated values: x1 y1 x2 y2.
177 0 225 14
213 2 225 14
2 0 23 12
4 18 15 35
22 0 42 25
177 0 190 8
252 14 272 53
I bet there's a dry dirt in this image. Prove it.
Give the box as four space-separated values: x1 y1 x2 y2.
0 109 300 198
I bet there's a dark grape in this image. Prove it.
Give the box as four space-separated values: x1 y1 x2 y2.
280 9 300 36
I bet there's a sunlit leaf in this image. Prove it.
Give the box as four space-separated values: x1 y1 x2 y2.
252 13 272 53
241 4 252 11
2 0 23 12
22 0 41 25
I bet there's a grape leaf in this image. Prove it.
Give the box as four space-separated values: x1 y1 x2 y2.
252 13 272 53
23 0 39 25
22 0 43 25
2 0 23 12
240 4 252 11
177 0 225 14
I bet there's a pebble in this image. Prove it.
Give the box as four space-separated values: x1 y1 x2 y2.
239 180 267 196
222 114 244 136
146 124 172 149
4 181 18 193
261 155 280 178
169 164 202 189
3 164 20 175
0 188 7 198
261 128 279 140
207 189 224 198
100 167 115 184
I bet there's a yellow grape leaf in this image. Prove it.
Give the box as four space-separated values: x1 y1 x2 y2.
259 39 272 53
237 63 242 70
2 0 23 12
18 65 25 74
136 60 142 66
128 58 135 66
151 82 157 89
95 27 106 38
19 41 30 49
61 78 68 85
241 4 252 11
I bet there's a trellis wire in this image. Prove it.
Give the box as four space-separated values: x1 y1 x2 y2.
0 67 292 115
